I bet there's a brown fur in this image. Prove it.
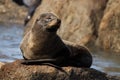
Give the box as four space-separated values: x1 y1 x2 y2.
20 13 92 68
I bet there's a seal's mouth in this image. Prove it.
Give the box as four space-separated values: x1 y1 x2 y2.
46 19 61 32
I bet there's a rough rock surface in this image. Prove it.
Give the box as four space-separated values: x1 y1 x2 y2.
0 62 5 69
25 0 120 53
0 0 27 24
28 0 108 45
1 0 120 53
0 60 119 80
96 0 120 53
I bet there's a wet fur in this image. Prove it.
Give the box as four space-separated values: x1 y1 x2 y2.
20 13 92 73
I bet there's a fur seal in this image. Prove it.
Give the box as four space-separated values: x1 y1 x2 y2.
20 13 70 64
20 13 92 68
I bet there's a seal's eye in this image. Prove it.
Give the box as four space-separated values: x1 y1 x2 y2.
45 17 52 22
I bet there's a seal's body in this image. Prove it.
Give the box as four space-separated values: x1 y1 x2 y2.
20 13 70 64
64 40 92 67
20 13 92 68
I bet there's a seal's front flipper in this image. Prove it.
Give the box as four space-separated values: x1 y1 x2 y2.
21 59 69 75
21 59 56 65
41 63 69 75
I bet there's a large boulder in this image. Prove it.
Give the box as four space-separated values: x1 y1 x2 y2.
27 0 108 45
0 0 27 24
96 0 120 53
1 0 120 53
0 60 119 80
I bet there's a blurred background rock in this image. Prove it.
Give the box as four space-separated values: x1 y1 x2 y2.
0 0 27 24
0 0 120 53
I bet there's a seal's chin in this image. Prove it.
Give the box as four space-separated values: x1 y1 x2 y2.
46 19 61 32
46 24 60 32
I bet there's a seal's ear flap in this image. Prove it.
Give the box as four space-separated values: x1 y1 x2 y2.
13 0 24 6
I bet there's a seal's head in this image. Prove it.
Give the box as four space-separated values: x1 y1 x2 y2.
36 13 61 32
